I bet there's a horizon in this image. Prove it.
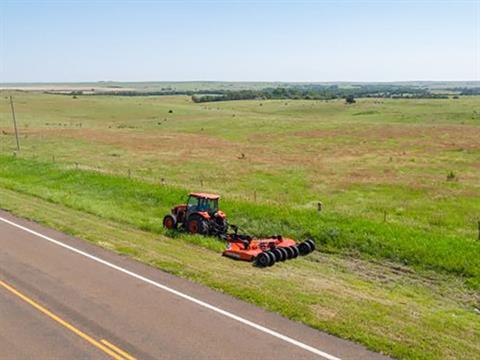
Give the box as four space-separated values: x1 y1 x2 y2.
1 80 480 85
1 1 479 83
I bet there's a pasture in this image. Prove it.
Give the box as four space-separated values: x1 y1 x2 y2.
0 92 479 359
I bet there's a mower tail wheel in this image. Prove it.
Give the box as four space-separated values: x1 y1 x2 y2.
278 247 289 261
298 242 313 256
256 252 270 267
305 239 316 252
272 248 284 262
265 251 276 266
290 246 299 258
283 246 294 259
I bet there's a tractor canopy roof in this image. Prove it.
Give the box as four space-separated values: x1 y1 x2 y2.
189 192 220 200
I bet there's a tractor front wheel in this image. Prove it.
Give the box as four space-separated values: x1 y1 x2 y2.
163 215 177 230
187 215 209 235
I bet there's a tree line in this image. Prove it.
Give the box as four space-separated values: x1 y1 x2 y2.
446 87 480 96
52 84 480 102
191 85 450 103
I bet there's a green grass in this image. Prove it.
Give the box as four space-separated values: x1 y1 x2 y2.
0 186 478 360
0 155 478 288
0 92 479 358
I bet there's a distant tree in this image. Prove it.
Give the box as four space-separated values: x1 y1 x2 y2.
345 95 356 104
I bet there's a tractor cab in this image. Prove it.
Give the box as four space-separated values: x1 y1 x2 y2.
163 192 227 235
187 193 219 216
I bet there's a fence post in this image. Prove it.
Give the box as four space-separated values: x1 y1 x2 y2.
9 96 20 151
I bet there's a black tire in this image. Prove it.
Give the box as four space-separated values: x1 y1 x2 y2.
272 248 284 262
290 246 299 258
256 252 270 267
163 215 177 230
187 214 209 235
265 251 276 266
305 239 316 252
298 242 313 256
279 247 290 260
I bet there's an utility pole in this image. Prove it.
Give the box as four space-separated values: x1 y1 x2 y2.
9 96 20 151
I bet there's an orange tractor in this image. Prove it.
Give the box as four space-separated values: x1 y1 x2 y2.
163 192 315 267
163 193 228 235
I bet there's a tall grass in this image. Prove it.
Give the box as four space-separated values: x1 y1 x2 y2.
1 155 478 288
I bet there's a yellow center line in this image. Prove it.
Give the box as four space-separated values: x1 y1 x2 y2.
0 279 129 360
101 339 137 360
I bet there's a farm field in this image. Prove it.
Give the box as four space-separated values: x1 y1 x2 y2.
0 92 479 359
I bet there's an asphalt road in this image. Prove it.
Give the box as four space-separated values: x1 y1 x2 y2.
0 210 388 360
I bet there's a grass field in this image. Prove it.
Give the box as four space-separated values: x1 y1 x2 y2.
0 91 479 359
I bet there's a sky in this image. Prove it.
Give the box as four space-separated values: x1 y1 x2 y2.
0 0 479 83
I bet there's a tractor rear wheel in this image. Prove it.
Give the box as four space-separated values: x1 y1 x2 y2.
187 215 209 235
163 215 177 230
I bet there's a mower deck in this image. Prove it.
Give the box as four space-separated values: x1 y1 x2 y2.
222 233 315 267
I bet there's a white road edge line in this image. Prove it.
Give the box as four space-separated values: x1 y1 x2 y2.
0 215 341 360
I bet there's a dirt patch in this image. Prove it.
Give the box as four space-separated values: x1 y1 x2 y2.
20 128 269 171
295 124 480 151
20 127 306 169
